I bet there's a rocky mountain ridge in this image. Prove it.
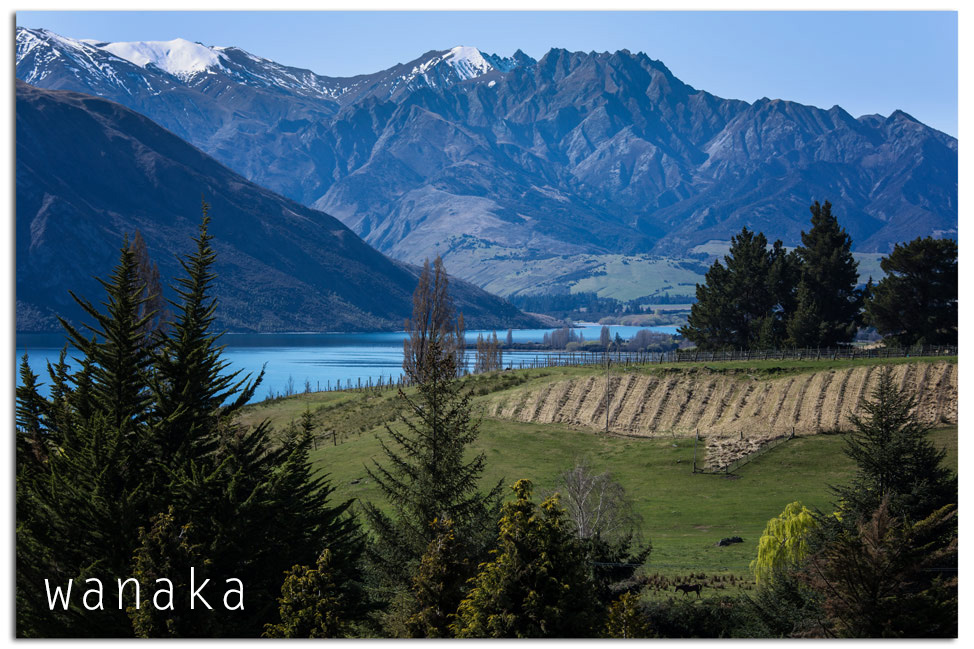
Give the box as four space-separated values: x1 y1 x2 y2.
16 27 957 294
16 80 539 332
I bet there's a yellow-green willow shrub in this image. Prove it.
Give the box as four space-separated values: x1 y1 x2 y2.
750 501 817 586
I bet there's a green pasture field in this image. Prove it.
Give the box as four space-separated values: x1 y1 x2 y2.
237 354 957 432
236 356 957 586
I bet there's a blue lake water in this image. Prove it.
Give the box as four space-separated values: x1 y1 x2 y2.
16 323 679 401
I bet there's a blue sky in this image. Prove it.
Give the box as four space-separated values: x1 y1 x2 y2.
15 10 958 136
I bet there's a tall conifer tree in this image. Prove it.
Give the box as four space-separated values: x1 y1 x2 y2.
680 227 786 350
17 206 366 638
18 239 158 637
786 201 863 348
865 236 957 346
364 257 501 627
150 203 258 469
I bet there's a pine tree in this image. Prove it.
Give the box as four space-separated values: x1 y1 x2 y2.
452 480 599 638
57 236 155 441
364 258 502 619
17 239 158 637
786 201 863 348
833 367 955 523
16 207 366 638
150 203 259 471
802 499 957 638
865 236 957 347
679 227 786 350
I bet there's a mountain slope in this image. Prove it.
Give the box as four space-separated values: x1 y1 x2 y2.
15 80 538 332
16 27 957 294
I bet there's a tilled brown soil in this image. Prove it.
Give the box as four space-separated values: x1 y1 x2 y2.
485 362 958 439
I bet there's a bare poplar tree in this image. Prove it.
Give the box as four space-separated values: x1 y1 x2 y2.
474 331 503 373
130 230 169 340
402 257 461 382
454 311 466 377
491 331 502 370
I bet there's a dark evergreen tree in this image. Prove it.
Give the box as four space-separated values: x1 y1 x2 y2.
833 367 955 523
17 239 157 637
363 258 502 629
802 499 957 638
786 201 863 348
60 236 155 433
16 207 366 638
452 480 599 638
680 227 787 350
865 236 957 347
150 213 365 635
149 204 258 471
678 259 733 349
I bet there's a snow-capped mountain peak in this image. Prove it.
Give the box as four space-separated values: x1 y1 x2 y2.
98 38 224 78
443 46 513 79
410 46 520 84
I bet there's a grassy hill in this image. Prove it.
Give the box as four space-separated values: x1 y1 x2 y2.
237 356 957 589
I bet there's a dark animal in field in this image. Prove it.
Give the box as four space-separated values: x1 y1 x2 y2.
716 536 744 546
675 583 702 597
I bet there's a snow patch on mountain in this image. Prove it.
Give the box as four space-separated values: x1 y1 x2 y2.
411 46 519 83
444 46 495 80
16 27 144 93
99 38 224 78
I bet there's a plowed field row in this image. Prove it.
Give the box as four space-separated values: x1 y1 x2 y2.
486 362 957 439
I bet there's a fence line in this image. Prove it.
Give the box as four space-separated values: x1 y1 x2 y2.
694 430 798 476
264 344 957 399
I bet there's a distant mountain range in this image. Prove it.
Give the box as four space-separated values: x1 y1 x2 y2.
16 27 957 296
15 80 540 332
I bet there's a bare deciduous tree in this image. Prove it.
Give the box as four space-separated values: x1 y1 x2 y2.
552 457 641 543
130 229 169 341
474 331 502 373
403 257 464 381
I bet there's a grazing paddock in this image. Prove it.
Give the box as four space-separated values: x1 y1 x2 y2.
237 356 957 578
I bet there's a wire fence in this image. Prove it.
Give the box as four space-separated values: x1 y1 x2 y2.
693 430 798 476
275 343 957 397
